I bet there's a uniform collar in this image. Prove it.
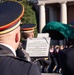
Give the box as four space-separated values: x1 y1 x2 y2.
0 43 16 56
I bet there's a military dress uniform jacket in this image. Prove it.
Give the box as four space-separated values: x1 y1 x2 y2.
0 44 41 75
58 46 74 75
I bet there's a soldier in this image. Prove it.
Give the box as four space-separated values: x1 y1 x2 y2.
0 1 41 75
16 24 36 61
21 24 36 49
58 39 74 75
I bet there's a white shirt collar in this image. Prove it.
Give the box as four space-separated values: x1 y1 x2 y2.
0 43 16 56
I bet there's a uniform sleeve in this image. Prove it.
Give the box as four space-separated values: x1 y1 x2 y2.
28 63 41 75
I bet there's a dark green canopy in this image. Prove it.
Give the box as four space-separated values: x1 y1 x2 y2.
42 21 74 40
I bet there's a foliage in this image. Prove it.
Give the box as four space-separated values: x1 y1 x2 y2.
21 1 36 23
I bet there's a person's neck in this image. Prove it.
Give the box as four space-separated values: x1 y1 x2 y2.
0 43 16 56
0 41 16 50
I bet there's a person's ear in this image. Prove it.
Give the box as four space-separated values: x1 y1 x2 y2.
15 33 19 43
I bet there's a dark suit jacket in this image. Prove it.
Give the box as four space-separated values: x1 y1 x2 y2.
21 40 27 50
0 44 41 75
58 46 74 75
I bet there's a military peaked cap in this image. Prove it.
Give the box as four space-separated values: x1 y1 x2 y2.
21 24 36 32
0 1 24 34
